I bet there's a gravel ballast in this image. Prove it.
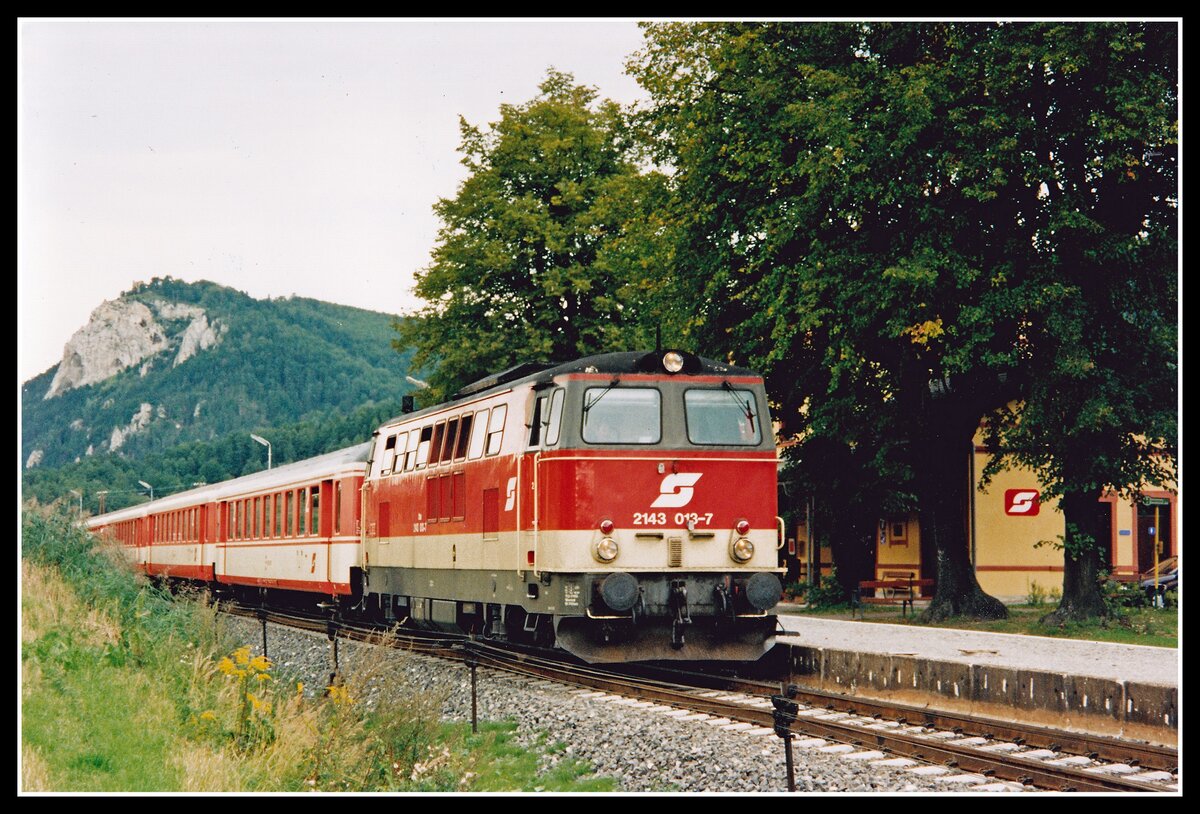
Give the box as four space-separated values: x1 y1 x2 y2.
222 617 1029 793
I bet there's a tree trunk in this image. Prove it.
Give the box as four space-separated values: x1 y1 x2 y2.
917 399 1008 621
1041 489 1108 624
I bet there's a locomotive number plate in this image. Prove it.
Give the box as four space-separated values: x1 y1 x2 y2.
632 512 714 527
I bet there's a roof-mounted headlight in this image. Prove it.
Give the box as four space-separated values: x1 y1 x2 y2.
663 351 685 373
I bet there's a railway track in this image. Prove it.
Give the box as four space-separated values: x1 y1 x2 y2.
222 602 1179 793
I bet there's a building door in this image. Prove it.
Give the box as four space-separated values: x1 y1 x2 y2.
1135 497 1173 573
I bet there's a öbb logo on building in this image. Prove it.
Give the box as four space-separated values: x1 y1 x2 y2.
1004 489 1040 516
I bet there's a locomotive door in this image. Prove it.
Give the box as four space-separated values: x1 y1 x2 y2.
523 387 563 577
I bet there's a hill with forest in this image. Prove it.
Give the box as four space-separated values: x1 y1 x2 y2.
22 277 417 511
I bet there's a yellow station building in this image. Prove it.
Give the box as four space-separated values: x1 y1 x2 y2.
787 431 1178 603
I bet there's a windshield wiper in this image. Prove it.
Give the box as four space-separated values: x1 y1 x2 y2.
582 377 621 425
721 380 756 423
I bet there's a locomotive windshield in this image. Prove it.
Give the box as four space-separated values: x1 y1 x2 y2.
684 388 762 445
582 387 661 444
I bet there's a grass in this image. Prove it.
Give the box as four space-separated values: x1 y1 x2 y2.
782 600 1179 648
20 505 616 792
21 559 188 790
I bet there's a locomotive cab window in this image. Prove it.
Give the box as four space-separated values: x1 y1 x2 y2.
582 387 661 444
683 388 762 446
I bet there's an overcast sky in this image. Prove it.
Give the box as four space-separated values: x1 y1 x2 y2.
18 19 651 383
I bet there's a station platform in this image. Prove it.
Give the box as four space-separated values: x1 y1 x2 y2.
772 611 1179 745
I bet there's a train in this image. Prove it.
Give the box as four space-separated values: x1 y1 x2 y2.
87 350 785 663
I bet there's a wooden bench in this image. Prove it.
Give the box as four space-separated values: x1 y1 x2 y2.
853 573 935 617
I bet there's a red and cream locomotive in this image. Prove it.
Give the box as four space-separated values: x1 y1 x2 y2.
88 350 785 662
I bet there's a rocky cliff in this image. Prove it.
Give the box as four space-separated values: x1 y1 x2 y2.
44 297 224 400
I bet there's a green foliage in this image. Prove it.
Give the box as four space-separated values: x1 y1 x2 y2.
22 277 415 470
804 567 848 610
631 23 1176 618
395 69 676 403
23 398 404 514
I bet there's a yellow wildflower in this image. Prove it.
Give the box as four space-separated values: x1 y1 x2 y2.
217 657 236 675
249 654 272 673
199 710 216 721
233 646 251 666
256 672 272 682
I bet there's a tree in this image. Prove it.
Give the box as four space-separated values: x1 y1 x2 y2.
395 70 672 402
979 23 1178 622
630 22 1177 620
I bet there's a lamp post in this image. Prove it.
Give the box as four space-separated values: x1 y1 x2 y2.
138 480 153 501
250 434 272 470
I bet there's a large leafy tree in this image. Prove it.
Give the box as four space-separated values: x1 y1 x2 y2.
980 23 1178 622
630 22 1175 619
396 70 673 402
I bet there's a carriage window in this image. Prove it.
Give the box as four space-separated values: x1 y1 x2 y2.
468 409 489 459
334 481 342 535
311 486 321 536
545 389 565 446
486 404 507 455
582 388 661 444
684 388 762 446
285 491 294 536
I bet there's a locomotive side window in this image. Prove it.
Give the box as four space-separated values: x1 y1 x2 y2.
442 417 461 466
416 426 433 469
468 409 489 459
381 434 398 475
582 387 661 444
402 429 418 471
429 421 447 465
486 404 507 455
454 413 473 460
683 388 762 446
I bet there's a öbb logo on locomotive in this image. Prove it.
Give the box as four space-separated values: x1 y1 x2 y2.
87 350 785 663
650 472 703 509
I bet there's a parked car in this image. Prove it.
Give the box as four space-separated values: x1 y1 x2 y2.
1139 555 1178 602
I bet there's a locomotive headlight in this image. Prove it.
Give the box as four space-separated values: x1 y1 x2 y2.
593 537 620 563
663 351 685 373
730 537 755 563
